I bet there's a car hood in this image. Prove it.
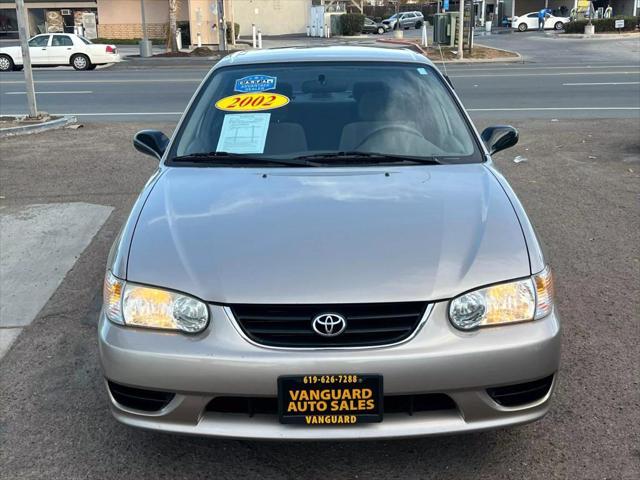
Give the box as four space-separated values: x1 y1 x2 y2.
127 164 530 304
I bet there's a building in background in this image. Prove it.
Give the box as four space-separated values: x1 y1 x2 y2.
0 0 98 39
0 0 313 44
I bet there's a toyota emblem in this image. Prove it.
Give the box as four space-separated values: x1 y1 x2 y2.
312 313 347 337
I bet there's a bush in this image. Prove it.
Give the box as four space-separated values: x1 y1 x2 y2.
226 22 240 43
564 16 638 33
340 13 365 36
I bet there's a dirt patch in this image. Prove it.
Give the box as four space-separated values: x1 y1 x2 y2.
152 51 191 57
151 47 240 58
422 44 519 61
379 39 519 61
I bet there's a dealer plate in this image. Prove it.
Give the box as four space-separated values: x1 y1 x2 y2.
278 374 383 425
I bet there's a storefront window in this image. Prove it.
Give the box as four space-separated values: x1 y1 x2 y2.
0 8 18 38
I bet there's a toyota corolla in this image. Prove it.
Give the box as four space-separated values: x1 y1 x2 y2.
99 46 560 439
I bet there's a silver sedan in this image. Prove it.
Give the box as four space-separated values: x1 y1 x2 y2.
98 46 560 439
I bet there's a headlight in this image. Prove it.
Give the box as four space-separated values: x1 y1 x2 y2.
103 272 209 333
449 266 554 331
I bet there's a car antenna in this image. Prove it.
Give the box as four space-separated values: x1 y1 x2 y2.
437 43 448 78
437 43 454 89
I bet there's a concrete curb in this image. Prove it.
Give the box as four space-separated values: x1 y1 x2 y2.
0 115 77 138
555 31 640 39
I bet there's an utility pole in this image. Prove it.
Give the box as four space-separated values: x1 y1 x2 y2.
139 0 152 57
15 0 38 118
457 0 464 60
217 0 227 51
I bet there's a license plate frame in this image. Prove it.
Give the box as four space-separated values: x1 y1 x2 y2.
278 374 383 425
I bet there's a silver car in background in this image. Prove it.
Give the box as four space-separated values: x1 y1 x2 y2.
383 11 425 30
99 46 560 440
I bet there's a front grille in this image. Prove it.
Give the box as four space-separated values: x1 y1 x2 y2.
229 302 429 348
206 394 456 416
486 375 554 407
108 381 175 412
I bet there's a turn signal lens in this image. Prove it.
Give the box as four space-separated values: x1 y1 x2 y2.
449 278 536 331
104 271 124 324
102 272 208 333
533 266 554 319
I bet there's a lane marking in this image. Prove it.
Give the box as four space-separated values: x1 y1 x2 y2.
562 81 640 86
467 107 640 111
2 70 637 85
39 111 184 116
446 64 640 72
2 107 639 117
450 71 640 78
5 90 93 95
0 78 201 84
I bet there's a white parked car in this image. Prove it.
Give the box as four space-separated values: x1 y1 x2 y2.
0 33 120 72
511 12 570 32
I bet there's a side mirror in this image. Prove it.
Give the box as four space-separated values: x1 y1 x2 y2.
481 126 519 155
133 130 170 161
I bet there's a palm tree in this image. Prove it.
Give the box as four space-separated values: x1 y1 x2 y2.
168 0 178 52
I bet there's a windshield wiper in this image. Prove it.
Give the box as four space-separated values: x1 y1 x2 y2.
293 151 442 165
170 151 318 167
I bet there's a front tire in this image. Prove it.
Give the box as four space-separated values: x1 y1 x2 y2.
0 54 14 72
71 54 91 71
518 23 528 32
554 21 564 30
377 26 385 34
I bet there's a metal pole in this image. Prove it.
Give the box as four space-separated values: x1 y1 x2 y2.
15 0 37 118
139 0 152 57
140 0 148 41
457 0 464 59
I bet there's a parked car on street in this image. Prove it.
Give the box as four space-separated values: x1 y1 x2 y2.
363 17 390 34
382 11 425 30
0 33 120 71
99 46 560 440
511 12 570 31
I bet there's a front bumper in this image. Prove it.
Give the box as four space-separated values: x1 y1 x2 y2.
98 302 561 440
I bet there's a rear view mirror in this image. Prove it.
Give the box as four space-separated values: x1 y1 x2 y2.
481 126 519 155
133 130 170 160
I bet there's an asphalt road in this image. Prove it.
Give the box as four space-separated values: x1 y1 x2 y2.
1 117 638 479
0 33 639 121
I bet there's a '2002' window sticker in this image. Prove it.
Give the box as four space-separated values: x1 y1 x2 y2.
215 92 290 112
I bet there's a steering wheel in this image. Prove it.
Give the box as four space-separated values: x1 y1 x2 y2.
353 124 425 151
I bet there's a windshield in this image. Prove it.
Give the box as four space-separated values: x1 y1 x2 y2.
79 36 93 45
169 62 481 166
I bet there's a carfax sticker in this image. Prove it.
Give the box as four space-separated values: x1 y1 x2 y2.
215 92 290 112
234 75 277 93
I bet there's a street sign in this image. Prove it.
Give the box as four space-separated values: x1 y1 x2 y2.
443 0 449 10
614 19 624 29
